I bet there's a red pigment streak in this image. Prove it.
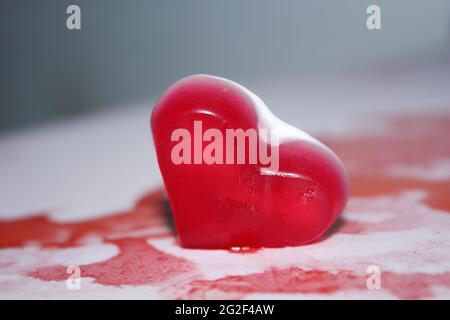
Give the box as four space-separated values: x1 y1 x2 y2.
0 189 172 248
29 238 195 286
0 113 449 298
322 113 450 213
324 114 450 172
182 267 450 299
0 189 196 289
350 175 450 212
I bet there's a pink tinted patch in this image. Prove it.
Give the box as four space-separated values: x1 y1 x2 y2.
29 238 196 286
182 267 450 299
184 267 364 299
322 114 450 213
323 114 450 172
1 113 449 299
0 189 171 249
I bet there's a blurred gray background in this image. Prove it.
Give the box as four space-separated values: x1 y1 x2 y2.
1 0 449 133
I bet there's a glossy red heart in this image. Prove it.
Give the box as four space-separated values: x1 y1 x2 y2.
151 75 349 248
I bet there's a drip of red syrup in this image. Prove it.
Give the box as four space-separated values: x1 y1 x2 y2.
0 113 449 299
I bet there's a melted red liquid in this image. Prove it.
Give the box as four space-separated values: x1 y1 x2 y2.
1 113 449 299
181 267 450 299
323 114 450 213
29 238 195 286
0 189 170 249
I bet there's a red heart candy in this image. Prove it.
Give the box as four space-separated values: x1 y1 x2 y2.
151 75 349 248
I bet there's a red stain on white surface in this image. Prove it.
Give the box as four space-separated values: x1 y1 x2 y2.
29 238 196 286
324 114 450 172
1 113 449 299
0 189 171 249
181 267 450 299
323 114 450 213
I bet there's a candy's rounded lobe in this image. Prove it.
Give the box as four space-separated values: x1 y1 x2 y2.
151 74 349 248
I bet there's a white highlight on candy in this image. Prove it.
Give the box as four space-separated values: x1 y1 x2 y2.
259 167 310 180
208 75 321 146
205 75 345 176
